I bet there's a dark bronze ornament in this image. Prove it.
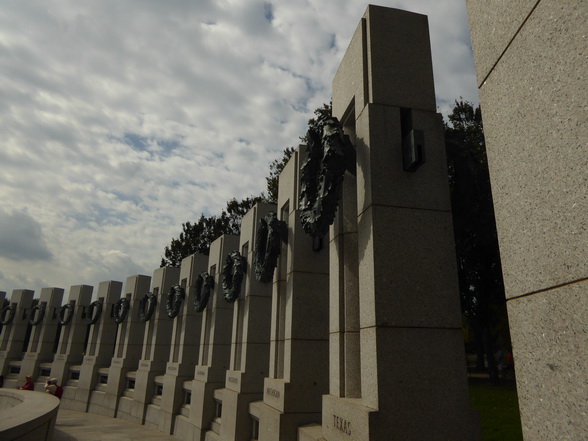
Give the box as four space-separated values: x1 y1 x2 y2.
299 115 355 240
222 251 247 302
86 300 103 325
254 212 288 283
58 301 75 325
0 303 16 325
29 303 46 326
138 292 157 322
166 284 185 318
113 297 130 324
194 272 215 312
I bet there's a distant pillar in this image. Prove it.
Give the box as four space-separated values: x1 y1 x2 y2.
190 234 239 441
98 275 151 418
131 266 180 424
251 147 330 441
0 290 35 379
68 281 122 411
20 288 64 383
160 253 207 435
0 292 6 338
50 285 93 385
218 202 276 441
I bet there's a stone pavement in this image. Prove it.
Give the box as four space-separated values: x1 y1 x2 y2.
53 409 180 441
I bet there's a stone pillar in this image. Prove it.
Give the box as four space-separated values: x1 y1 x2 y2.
466 2 587 439
118 267 179 424
20 288 65 383
98 275 151 417
0 290 35 380
0 291 6 339
312 6 480 441
218 202 275 441
66 281 122 411
190 234 239 441
251 148 330 441
160 253 207 435
50 285 93 385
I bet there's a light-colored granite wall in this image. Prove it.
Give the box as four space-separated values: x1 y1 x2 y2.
466 1 587 439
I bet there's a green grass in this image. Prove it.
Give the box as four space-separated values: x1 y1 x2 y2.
468 379 523 441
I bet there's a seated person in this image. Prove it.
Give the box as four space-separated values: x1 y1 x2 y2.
45 378 58 395
17 375 34 390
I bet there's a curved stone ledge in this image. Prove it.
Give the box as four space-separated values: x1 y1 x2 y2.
0 389 60 441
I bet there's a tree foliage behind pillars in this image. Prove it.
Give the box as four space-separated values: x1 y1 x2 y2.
161 102 333 267
445 99 508 383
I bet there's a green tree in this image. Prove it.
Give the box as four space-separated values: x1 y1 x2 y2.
265 147 295 204
445 99 508 383
160 102 332 265
300 101 332 143
160 197 261 267
266 102 332 203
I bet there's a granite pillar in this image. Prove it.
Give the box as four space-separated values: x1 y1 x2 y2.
466 1 587 439
65 281 122 411
190 234 239 441
250 147 330 441
159 253 207 435
20 288 64 385
217 202 275 441
123 266 180 424
50 285 93 386
0 290 35 382
311 6 480 441
96 275 151 417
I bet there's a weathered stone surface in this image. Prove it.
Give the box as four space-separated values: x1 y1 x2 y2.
472 0 588 299
507 281 588 440
467 2 587 439
466 0 538 83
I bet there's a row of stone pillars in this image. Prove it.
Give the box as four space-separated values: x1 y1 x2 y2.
0 157 331 441
1 6 480 441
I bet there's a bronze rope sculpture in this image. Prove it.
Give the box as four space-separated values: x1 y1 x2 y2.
29 303 46 326
299 115 355 240
0 303 16 325
138 292 157 322
222 250 247 302
86 300 103 325
113 297 130 324
166 284 185 318
194 272 215 312
57 301 75 325
254 212 288 283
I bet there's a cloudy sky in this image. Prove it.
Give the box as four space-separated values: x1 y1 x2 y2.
0 0 478 299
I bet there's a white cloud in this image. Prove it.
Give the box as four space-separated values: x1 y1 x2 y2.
0 0 479 298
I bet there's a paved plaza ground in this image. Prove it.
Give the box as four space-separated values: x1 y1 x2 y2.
54 409 180 441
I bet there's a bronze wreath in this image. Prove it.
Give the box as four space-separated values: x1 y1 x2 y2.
222 251 247 302
29 303 46 326
0 303 16 325
86 300 103 325
58 302 75 325
299 115 355 239
194 272 214 312
254 211 288 283
138 292 157 322
166 284 185 318
113 297 130 324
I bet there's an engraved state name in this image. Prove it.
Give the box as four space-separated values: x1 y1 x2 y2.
333 415 352 435
265 387 280 398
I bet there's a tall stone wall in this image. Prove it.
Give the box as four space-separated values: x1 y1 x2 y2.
466 1 587 439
